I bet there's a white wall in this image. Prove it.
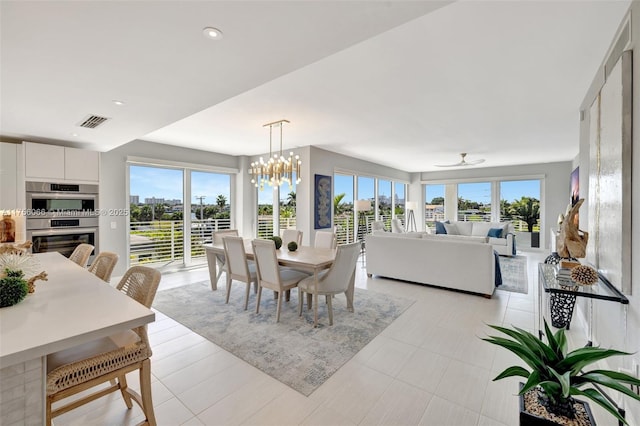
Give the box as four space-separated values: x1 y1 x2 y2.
577 3 638 423
100 139 238 276
419 161 572 250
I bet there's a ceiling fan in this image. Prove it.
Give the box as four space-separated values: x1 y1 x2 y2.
435 152 485 167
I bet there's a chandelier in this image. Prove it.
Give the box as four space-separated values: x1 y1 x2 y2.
249 119 301 190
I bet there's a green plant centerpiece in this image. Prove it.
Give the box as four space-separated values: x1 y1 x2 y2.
483 319 640 425
0 268 29 308
269 236 283 249
287 241 298 252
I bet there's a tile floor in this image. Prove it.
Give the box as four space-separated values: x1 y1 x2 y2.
55 251 619 426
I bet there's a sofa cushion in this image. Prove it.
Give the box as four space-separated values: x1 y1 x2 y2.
433 234 489 244
454 222 473 235
489 237 507 246
487 228 503 238
471 222 493 237
435 221 448 234
443 223 459 235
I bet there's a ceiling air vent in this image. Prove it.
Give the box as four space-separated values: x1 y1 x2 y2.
78 114 109 129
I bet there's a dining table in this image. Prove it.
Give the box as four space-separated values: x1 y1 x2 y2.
0 252 155 425
204 240 343 326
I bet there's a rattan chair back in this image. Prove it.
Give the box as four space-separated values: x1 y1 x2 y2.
87 251 119 283
69 243 94 267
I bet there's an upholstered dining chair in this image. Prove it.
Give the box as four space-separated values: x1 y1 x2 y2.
46 265 161 426
223 236 258 310
87 251 119 283
391 219 406 233
297 242 360 326
281 229 303 247
314 230 337 249
212 229 239 289
251 239 310 322
68 243 94 267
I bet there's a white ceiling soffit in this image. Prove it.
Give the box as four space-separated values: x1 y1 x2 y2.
1 1 631 172
0 0 449 151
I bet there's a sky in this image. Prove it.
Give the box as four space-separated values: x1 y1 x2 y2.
130 165 541 206
129 165 231 203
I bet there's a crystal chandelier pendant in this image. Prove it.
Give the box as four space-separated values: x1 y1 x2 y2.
249 119 301 191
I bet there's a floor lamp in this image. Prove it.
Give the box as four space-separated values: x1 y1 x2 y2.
355 200 372 262
405 201 418 233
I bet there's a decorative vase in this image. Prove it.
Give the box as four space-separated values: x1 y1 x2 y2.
519 384 595 426
0 214 15 243
545 253 579 329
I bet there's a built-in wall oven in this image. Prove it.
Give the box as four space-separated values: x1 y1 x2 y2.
25 182 99 259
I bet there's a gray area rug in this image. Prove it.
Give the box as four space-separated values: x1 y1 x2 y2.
499 255 529 294
153 281 414 396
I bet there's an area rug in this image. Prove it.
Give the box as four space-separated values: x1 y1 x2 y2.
498 255 529 294
152 281 414 396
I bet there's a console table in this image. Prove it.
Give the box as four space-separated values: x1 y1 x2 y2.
537 263 628 340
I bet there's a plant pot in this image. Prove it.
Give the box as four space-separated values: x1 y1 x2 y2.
519 384 596 426
531 231 540 248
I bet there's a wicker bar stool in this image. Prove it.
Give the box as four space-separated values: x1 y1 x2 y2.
68 243 94 267
46 266 161 426
87 251 119 283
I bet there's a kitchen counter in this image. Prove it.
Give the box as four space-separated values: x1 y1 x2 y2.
0 252 155 425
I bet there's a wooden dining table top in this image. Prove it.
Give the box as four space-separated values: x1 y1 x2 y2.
204 240 336 271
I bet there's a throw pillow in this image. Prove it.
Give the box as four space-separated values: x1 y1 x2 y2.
443 223 459 235
435 221 448 234
487 228 503 238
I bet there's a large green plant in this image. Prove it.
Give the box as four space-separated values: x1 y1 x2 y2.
483 319 640 424
508 196 540 232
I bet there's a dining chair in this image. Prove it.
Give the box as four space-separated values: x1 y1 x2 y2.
298 242 360 325
68 243 94 267
314 230 337 249
87 251 119 283
281 229 303 247
46 265 161 426
212 229 239 289
251 239 310 322
223 236 258 310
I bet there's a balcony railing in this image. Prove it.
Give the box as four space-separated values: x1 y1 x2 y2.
129 219 231 267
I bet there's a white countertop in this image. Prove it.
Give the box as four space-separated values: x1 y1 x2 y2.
0 252 155 368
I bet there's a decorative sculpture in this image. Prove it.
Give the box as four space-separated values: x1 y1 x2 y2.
557 199 589 258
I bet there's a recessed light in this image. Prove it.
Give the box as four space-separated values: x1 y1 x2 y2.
203 27 223 40
71 133 79 137
112 100 124 106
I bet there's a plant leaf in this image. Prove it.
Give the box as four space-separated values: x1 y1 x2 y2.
481 336 545 371
538 381 562 403
519 370 542 395
548 367 571 399
576 371 640 402
570 387 628 425
493 366 530 381
558 347 632 374
512 325 558 364
543 320 561 357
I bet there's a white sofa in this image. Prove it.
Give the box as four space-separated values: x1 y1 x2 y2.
365 232 497 297
435 221 515 256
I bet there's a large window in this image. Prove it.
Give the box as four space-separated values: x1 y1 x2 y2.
425 184 445 231
457 182 491 222
334 174 354 244
500 179 541 248
128 164 232 268
377 179 392 229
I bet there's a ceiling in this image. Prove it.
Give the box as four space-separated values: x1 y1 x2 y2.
0 1 631 172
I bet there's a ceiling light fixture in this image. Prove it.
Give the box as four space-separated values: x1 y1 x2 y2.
202 27 223 40
112 100 124 106
249 119 301 191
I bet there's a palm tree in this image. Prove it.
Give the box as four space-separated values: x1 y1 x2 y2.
509 196 540 232
216 195 227 210
334 193 346 215
286 191 296 208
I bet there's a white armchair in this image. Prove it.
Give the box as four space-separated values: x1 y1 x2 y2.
391 219 405 233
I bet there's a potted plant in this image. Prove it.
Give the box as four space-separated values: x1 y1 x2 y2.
483 319 640 425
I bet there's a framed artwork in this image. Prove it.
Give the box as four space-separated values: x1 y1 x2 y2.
587 50 632 294
314 174 332 229
570 167 579 206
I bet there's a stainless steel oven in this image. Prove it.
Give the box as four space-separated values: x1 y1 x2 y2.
27 218 98 258
26 181 98 218
26 182 99 259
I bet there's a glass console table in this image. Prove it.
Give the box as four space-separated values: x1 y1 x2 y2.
537 263 629 339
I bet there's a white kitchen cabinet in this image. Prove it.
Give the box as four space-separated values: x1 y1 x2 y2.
24 142 99 183
0 142 24 211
